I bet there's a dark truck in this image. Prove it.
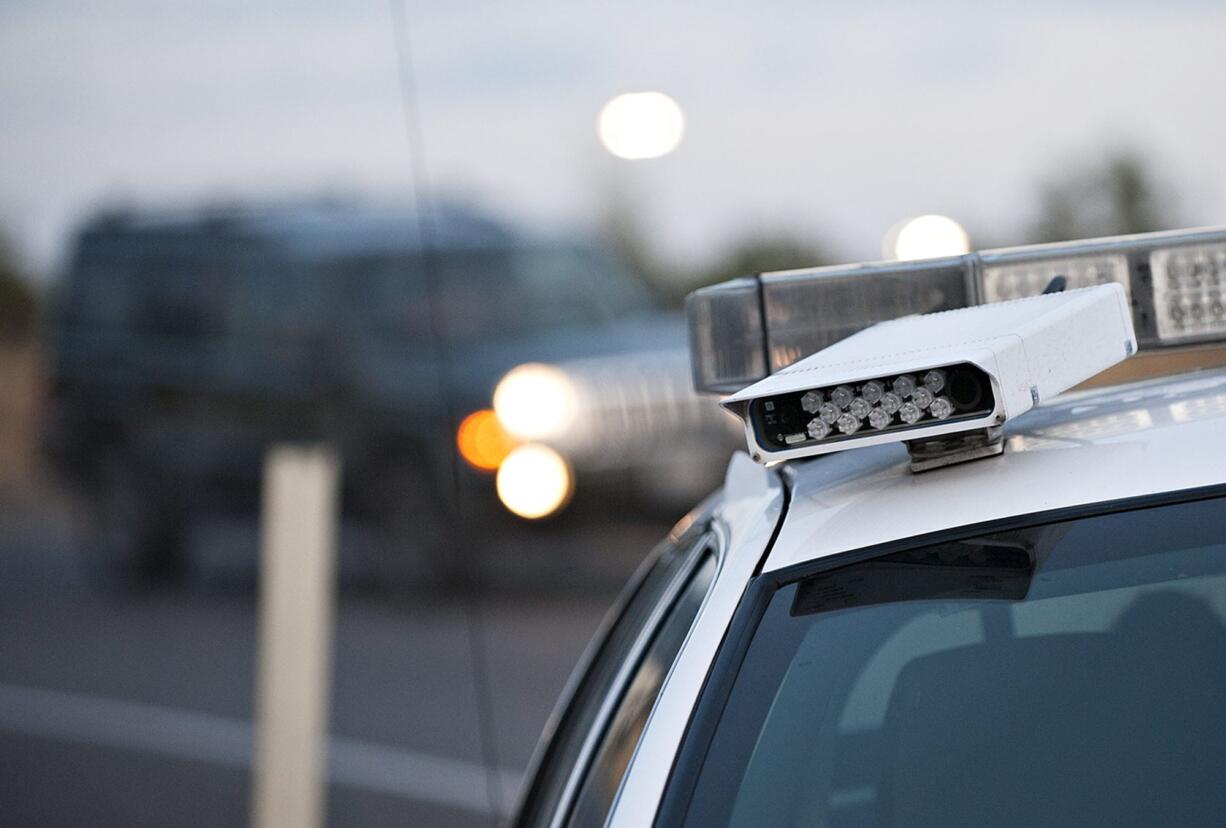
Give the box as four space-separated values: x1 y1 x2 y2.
44 201 681 584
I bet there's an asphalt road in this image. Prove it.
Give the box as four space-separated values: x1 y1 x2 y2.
0 494 659 827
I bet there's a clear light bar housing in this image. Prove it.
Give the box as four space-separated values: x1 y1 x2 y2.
688 226 1226 394
687 260 971 393
980 254 1130 304
760 259 972 371
1151 243 1226 343
686 277 766 393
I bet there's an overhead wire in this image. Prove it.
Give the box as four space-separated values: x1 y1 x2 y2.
386 2 505 822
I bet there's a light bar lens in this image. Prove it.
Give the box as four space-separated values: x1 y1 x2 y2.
686 278 766 393
981 255 1129 304
687 227 1226 394
761 260 971 372
749 363 994 451
1151 243 1226 343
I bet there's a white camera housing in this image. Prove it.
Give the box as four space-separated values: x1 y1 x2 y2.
722 284 1136 466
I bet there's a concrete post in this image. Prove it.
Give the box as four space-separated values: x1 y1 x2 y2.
251 445 339 828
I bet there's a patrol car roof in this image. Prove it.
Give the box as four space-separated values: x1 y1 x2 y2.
763 367 1226 573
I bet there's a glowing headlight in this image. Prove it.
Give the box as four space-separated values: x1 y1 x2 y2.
492 363 578 442
495 444 573 520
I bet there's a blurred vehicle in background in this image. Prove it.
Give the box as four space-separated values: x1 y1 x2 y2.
486 352 736 520
43 200 732 586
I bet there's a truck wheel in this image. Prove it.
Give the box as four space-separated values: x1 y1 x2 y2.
79 472 184 589
367 460 466 593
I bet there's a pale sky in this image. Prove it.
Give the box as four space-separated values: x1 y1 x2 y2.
3 1 1226 279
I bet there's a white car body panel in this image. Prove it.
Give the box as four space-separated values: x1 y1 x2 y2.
605 367 1226 827
606 452 783 828
766 368 1226 573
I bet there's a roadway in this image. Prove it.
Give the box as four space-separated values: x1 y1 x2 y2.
0 489 658 827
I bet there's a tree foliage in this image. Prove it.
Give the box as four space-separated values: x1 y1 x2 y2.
1029 151 1175 244
0 233 38 343
698 234 832 290
602 199 832 307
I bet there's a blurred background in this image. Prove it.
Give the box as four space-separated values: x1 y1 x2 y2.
1 1 1224 825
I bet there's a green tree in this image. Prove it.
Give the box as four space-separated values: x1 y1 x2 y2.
599 187 834 307
698 234 833 289
599 190 678 304
1029 151 1175 244
0 232 38 343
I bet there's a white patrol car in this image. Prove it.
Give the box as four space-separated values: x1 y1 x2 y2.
513 227 1226 828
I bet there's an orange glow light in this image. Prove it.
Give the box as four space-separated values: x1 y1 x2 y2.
457 409 518 471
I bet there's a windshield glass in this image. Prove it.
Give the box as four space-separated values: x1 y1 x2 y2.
678 494 1226 828
60 235 650 349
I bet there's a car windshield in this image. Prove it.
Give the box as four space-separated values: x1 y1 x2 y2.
61 235 650 345
676 494 1226 828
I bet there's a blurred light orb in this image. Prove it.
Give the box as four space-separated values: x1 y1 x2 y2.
496 444 573 519
456 409 517 471
889 215 971 261
493 363 578 441
597 92 685 160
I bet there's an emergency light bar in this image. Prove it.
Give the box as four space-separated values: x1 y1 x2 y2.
722 284 1136 469
688 226 1226 394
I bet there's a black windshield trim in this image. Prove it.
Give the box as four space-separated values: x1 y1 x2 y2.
654 481 1226 827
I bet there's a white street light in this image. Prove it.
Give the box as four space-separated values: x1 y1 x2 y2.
597 92 685 160
886 215 971 261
